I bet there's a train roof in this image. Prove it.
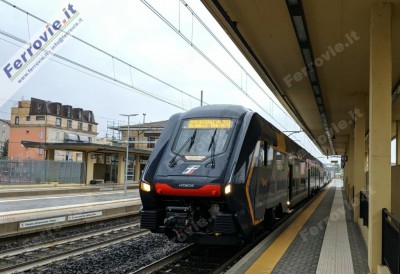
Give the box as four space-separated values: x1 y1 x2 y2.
181 105 249 120
177 105 325 167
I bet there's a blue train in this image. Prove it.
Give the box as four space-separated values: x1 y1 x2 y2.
139 105 329 244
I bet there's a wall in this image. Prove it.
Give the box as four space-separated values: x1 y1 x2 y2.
8 127 46 159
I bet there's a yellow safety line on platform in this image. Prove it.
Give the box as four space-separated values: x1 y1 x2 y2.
246 186 330 274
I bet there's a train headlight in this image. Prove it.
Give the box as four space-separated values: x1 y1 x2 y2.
140 181 151 192
224 183 232 195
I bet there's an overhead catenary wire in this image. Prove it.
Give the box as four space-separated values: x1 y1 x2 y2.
141 0 328 159
179 0 288 113
0 0 206 107
0 38 154 125
0 29 188 110
141 0 289 131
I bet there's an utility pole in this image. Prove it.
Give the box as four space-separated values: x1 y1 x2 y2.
119 113 138 196
201 90 203 106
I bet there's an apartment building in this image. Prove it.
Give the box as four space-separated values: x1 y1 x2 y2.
9 98 97 160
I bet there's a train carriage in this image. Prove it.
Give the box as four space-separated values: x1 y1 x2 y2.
140 105 328 244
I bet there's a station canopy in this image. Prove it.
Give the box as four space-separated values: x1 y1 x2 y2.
202 0 400 156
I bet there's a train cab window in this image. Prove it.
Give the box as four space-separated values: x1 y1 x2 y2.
173 118 235 158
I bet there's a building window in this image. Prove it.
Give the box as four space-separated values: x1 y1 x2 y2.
78 122 83 130
38 148 43 155
56 132 60 140
147 137 155 148
14 116 19 125
39 130 44 139
26 116 30 121
129 137 135 149
67 120 72 128
36 116 45 120
38 103 43 111
88 124 92 132
56 117 61 126
56 105 61 115
88 137 92 143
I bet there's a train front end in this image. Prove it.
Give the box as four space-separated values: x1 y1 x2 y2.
139 106 245 244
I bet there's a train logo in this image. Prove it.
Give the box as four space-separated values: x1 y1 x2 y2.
182 165 200 175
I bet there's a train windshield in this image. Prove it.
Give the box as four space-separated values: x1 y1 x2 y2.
173 119 235 160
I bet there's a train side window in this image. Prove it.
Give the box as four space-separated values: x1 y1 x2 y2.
263 142 268 166
267 146 274 169
276 152 284 171
258 142 272 167
258 142 265 167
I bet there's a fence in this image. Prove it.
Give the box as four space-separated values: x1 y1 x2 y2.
382 208 400 274
0 159 85 184
360 191 369 227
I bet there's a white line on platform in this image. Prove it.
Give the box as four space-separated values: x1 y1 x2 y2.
316 182 354 274
0 198 140 217
0 191 138 203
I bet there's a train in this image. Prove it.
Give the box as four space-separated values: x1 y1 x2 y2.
139 105 329 244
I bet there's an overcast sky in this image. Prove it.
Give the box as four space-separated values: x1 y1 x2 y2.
0 0 332 160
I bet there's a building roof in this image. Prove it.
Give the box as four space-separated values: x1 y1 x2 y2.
21 141 151 156
15 97 97 124
0 119 10 125
113 120 168 131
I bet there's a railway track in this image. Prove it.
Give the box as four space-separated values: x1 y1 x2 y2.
0 223 148 273
133 189 325 274
133 244 241 274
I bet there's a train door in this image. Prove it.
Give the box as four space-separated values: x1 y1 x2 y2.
318 169 321 188
254 141 268 221
288 164 293 203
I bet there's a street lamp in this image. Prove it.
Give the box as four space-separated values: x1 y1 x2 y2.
120 113 138 196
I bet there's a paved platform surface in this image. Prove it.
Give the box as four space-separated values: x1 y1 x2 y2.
246 179 369 274
0 190 140 213
0 183 138 198
0 187 142 237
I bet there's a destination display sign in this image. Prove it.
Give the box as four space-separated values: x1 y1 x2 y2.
186 119 232 129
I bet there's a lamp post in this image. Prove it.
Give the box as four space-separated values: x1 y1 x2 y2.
120 113 138 196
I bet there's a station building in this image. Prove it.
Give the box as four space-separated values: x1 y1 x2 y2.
9 99 160 185
110 120 167 180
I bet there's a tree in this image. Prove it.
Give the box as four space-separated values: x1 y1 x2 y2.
1 139 8 157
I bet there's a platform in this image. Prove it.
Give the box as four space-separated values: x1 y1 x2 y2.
0 182 138 198
229 179 369 274
0 188 141 238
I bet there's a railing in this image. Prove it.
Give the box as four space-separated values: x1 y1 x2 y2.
360 191 368 227
382 208 400 274
0 160 85 184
